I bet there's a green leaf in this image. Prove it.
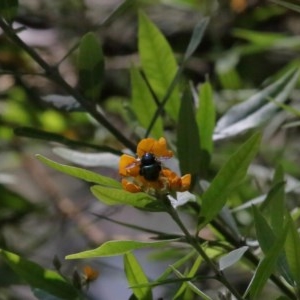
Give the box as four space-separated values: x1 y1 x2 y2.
170 266 212 300
183 17 209 61
174 255 203 299
214 67 300 140
196 80 215 157
253 205 294 285
177 87 201 175
130 67 163 139
138 11 180 120
91 185 164 211
78 32 104 101
245 221 289 298
66 239 178 259
270 0 300 13
124 252 152 300
36 155 121 188
285 213 300 286
0 0 18 21
200 133 261 225
0 250 79 300
219 246 248 271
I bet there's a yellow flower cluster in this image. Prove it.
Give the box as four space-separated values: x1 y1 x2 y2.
119 137 191 194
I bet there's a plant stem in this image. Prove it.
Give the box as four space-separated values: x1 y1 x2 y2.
162 197 243 300
0 18 136 153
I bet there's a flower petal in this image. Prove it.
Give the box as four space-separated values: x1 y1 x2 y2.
137 138 156 157
121 178 142 193
180 174 191 191
153 137 173 158
119 154 139 176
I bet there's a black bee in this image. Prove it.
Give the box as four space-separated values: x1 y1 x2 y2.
139 153 162 181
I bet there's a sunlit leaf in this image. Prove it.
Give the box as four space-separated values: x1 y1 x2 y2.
138 11 180 120
124 252 152 300
66 239 178 259
200 133 261 225
0 250 79 300
130 67 163 139
219 246 248 271
91 185 164 211
78 32 104 101
36 155 121 188
177 87 201 175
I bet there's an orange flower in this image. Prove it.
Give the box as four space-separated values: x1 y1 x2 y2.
83 265 99 282
119 137 191 194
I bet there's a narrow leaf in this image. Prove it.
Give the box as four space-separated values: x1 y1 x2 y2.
270 0 300 13
36 155 121 188
138 11 180 120
184 17 209 61
41 95 81 111
200 133 261 225
245 221 289 298
78 32 104 101
124 252 152 300
214 68 299 140
219 246 248 271
196 80 215 156
66 239 178 259
285 213 300 286
177 88 201 175
91 185 164 212
0 250 79 300
130 67 163 139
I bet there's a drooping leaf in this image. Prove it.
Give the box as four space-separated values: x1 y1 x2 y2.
36 155 121 188
177 88 201 175
66 239 178 259
183 17 209 61
219 246 248 271
91 185 164 212
285 213 300 286
0 0 18 21
214 68 300 140
200 132 261 225
244 221 289 298
124 252 152 300
0 250 79 300
130 67 163 139
78 32 104 102
138 11 180 120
